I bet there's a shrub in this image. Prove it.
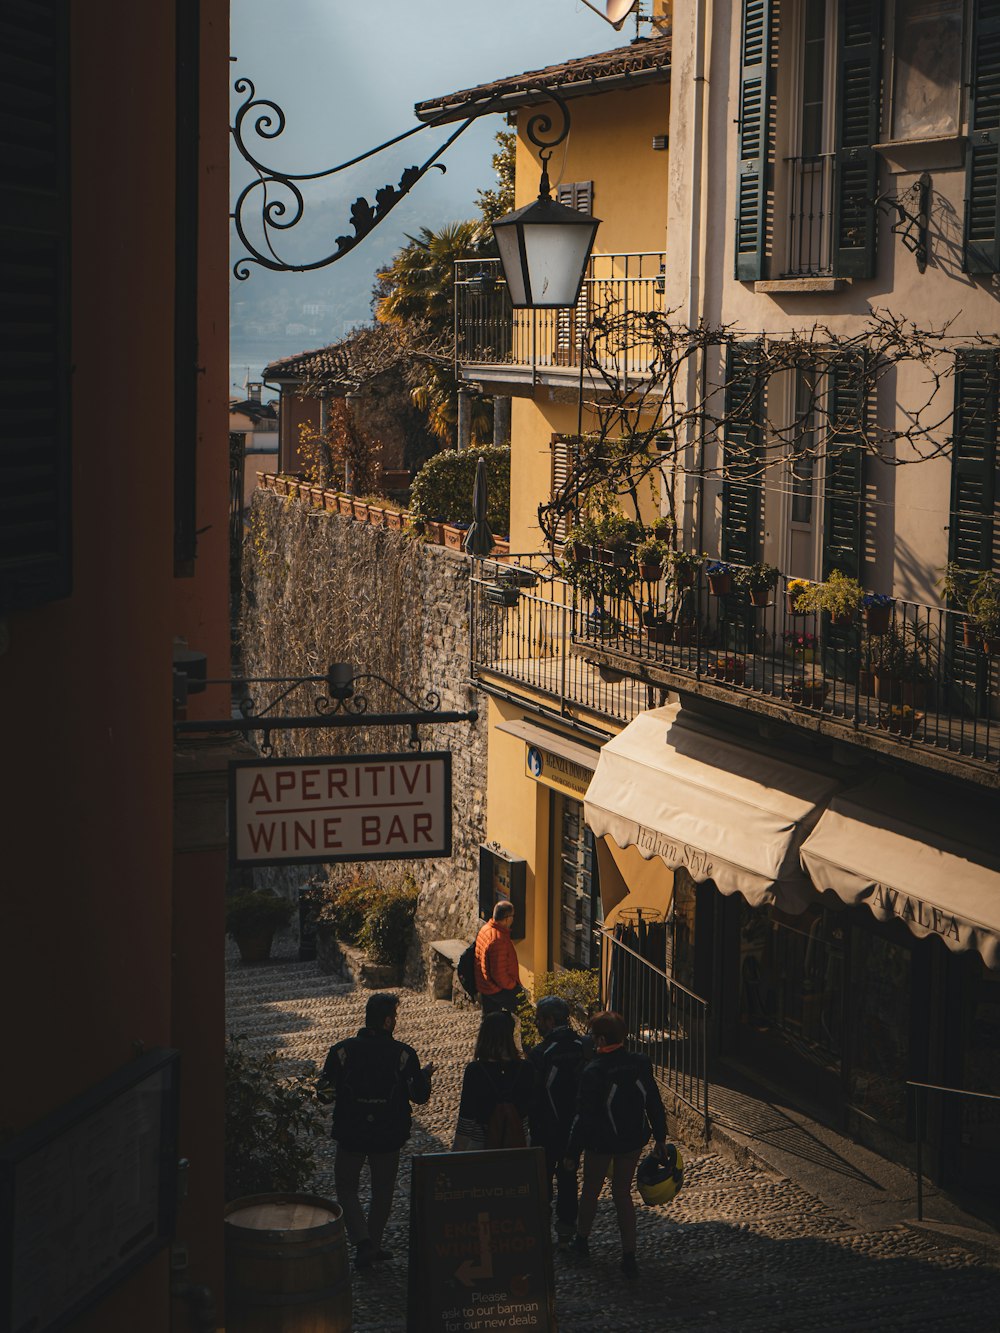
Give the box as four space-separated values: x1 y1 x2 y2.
313 871 374 944
517 968 601 1050
225 891 294 940
314 871 420 966
409 444 510 535
792 569 865 618
224 1035 322 1200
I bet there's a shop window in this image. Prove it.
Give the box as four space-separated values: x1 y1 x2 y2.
556 796 601 970
669 868 698 993
847 929 912 1135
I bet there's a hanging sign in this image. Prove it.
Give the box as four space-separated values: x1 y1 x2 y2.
229 752 452 866
407 1148 556 1333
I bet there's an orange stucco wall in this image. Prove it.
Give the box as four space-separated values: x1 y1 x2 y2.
3 5 231 1330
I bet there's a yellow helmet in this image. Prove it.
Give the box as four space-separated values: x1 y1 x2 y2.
636 1144 684 1206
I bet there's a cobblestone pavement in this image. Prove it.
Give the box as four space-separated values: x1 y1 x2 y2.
227 953 1000 1332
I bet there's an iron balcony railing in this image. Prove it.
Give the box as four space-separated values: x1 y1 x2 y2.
783 154 834 277
454 252 666 379
470 554 1000 774
599 924 710 1140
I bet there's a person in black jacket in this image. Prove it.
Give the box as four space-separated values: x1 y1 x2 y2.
319 993 433 1270
564 1010 667 1279
452 1010 536 1150
528 996 589 1239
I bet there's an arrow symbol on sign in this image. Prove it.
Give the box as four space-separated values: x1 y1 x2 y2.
456 1211 493 1286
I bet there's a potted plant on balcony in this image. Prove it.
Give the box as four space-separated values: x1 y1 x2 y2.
637 537 668 582
878 704 922 738
226 891 294 964
782 630 818 664
968 571 1000 655
862 592 894 635
786 666 829 707
867 622 934 705
736 562 781 607
595 513 640 567
705 560 734 596
939 561 976 646
565 517 599 563
785 578 813 615
669 549 702 588
709 653 746 685
791 570 865 626
641 607 675 644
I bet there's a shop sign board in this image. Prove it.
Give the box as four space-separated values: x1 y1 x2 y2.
524 744 593 798
229 752 452 866
407 1148 555 1333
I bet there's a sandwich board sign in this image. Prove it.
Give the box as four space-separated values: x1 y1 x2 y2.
229 752 452 866
407 1149 556 1333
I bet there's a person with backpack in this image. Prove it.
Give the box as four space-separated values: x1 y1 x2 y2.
319 993 433 1270
563 1010 668 1280
452 1010 536 1151
528 995 590 1240
474 900 525 1015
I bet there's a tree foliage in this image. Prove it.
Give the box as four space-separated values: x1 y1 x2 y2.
225 1035 323 1200
476 131 516 226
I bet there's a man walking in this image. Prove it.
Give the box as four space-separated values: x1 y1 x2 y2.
528 996 589 1239
475 900 524 1015
319 993 433 1270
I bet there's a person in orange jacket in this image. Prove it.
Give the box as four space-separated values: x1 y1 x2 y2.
474 900 525 1015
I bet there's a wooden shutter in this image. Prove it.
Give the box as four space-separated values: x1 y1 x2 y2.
831 0 882 278
550 434 580 544
722 344 764 565
964 0 1000 275
555 183 593 365
0 0 71 613
735 0 773 281
821 353 867 578
949 349 998 570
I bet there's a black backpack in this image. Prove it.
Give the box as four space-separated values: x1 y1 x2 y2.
456 942 478 1001
339 1041 406 1132
486 1100 526 1149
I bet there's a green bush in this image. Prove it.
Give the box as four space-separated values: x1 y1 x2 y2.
409 444 510 535
314 871 420 966
517 968 601 1050
225 890 294 939
224 1035 322 1200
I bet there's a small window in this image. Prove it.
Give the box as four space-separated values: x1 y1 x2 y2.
891 0 964 141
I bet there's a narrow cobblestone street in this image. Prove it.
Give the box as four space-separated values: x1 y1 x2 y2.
227 952 1000 1332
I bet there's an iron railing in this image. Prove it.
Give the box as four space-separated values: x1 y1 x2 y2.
470 555 1000 774
783 154 834 277
599 924 710 1139
906 1081 1000 1221
455 252 666 378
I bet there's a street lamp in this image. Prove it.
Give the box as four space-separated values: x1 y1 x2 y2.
491 91 601 309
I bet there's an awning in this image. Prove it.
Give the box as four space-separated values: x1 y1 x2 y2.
584 706 841 910
800 778 1000 969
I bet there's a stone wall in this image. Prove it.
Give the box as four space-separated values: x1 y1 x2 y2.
241 490 485 981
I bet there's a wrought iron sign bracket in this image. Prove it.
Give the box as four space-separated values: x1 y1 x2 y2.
174 663 477 754
874 172 931 274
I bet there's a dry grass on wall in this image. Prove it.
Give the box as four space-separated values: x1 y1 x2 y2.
240 491 486 974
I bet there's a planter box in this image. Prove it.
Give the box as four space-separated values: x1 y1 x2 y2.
352 500 369 522
491 537 510 557
337 495 354 517
749 587 772 607
367 505 385 528
707 572 732 596
442 523 467 550
383 508 405 532
645 622 675 644
874 676 929 708
310 485 326 508
323 490 339 512
485 584 519 608
272 476 289 496
233 930 275 964
709 660 746 685
422 520 444 544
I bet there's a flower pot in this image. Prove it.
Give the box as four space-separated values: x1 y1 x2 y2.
323 490 339 512
234 930 275 964
272 476 289 496
879 712 921 738
673 566 695 588
423 520 445 544
442 523 466 550
788 679 829 707
962 620 976 648
829 612 855 628
707 572 732 596
749 587 771 607
858 668 875 695
310 485 326 508
710 661 746 685
786 589 806 615
337 495 354 517
367 505 385 528
644 622 675 644
874 674 900 704
571 541 594 563
640 562 664 582
983 636 1000 656
352 500 369 521
865 603 892 635
485 584 519 608
491 537 510 557
384 508 404 532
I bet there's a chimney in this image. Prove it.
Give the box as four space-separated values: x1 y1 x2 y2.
247 382 262 403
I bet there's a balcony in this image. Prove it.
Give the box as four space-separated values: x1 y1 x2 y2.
471 555 1000 786
454 252 666 391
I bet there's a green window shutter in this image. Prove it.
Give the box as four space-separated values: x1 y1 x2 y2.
0 0 71 614
550 433 580 545
735 0 773 281
964 0 1000 275
722 343 764 565
555 183 593 365
949 349 998 570
822 353 867 579
831 0 882 279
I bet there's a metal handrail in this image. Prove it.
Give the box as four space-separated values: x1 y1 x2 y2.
906 1079 1000 1221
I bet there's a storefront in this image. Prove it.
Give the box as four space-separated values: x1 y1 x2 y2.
583 705 1000 1200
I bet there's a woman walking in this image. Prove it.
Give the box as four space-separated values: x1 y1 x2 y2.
564 1011 667 1278
452 1010 536 1150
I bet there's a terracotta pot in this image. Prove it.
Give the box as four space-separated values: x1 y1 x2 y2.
829 612 855 628
962 620 976 648
983 636 1000 656
352 500 369 521
367 505 385 528
749 586 771 607
786 589 806 615
442 524 466 550
640 562 664 582
337 495 354 517
571 541 593 563
310 485 326 508
673 565 695 588
491 537 510 557
272 476 288 496
874 674 900 704
323 490 339 512
711 661 746 685
865 603 892 635
423 520 445 544
384 508 404 532
645 622 675 644
707 572 732 596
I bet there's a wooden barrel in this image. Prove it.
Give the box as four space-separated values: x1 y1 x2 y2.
225 1193 352 1332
